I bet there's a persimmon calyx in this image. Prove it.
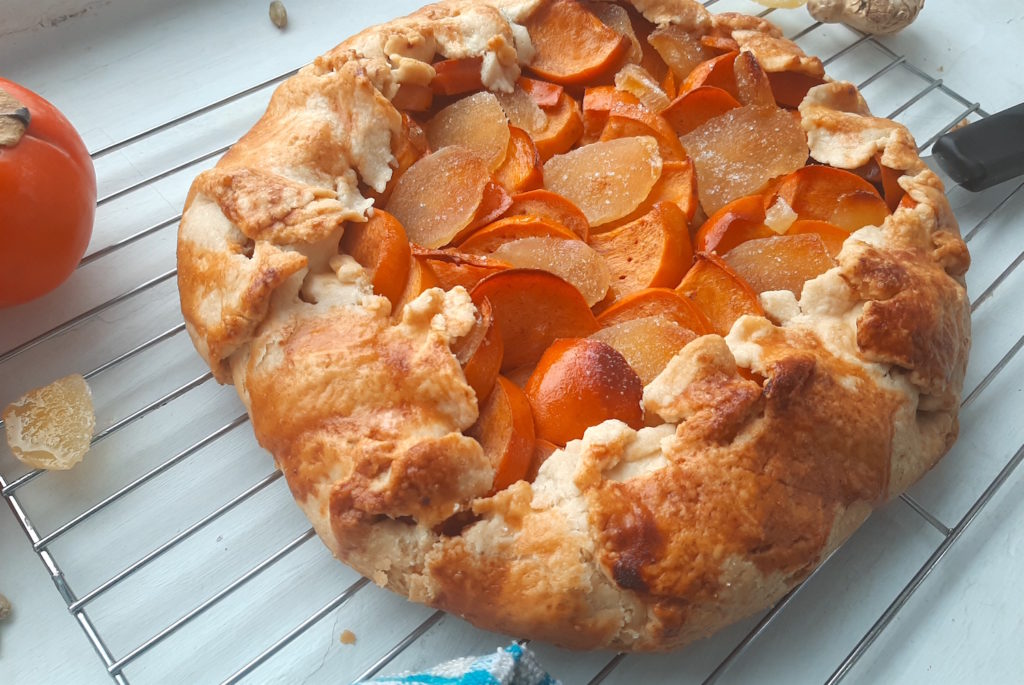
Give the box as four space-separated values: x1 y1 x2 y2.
0 86 30 147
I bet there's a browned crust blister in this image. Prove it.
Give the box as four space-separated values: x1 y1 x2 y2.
175 0 970 651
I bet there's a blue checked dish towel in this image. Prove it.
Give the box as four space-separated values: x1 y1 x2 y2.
357 642 561 685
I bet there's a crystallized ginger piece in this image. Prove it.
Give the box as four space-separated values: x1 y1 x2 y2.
680 103 807 215
3 374 95 470
543 136 662 227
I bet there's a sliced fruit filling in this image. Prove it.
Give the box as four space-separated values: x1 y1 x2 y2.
339 0 901 488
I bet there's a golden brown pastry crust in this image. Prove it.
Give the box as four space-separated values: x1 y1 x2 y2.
176 0 970 651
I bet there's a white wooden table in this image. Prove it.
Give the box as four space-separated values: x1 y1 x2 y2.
2 1 1023 682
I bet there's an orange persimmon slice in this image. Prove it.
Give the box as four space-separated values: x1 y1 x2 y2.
524 338 643 445
830 190 891 232
518 75 564 108
459 214 578 254
695 194 775 254
470 269 600 371
339 209 412 307
786 219 850 257
524 0 631 85
582 85 616 144
493 126 543 194
431 56 484 95
468 375 537 492
392 255 442 317
676 252 764 336
599 90 686 161
504 189 591 241
876 153 907 211
531 90 585 161
679 51 740 100
452 296 504 403
661 85 741 137
413 248 510 292
589 201 693 300
597 287 712 335
769 165 884 224
766 71 826 109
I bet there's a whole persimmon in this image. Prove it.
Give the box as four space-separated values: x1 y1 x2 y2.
1 78 96 308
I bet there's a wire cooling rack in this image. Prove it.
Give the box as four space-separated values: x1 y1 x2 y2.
2 0 1023 682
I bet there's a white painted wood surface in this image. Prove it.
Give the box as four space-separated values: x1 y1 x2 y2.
1 0 1022 682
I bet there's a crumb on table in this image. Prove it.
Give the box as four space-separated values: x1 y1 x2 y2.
339 629 356 645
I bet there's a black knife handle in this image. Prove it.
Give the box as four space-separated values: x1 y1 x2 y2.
931 102 1024 192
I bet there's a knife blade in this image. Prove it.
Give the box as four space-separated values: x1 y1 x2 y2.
922 102 1024 192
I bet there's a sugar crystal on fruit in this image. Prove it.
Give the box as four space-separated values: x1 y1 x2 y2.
681 104 807 215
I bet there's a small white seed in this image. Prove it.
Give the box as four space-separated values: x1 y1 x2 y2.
269 0 288 29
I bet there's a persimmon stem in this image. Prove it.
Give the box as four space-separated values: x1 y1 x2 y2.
0 86 30 147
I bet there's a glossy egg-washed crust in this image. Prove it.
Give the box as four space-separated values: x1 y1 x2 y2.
177 0 969 650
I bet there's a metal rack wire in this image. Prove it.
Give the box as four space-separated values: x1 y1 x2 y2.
2 1 1022 682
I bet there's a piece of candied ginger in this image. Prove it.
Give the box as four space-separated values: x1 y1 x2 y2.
3 374 95 470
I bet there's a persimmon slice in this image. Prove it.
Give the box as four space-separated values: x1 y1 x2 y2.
459 214 578 254
830 190 891 232
524 0 631 85
876 153 907 211
695 194 774 254
414 248 510 292
391 83 433 112
676 252 764 336
722 233 835 295
786 219 849 257
524 338 643 445
662 86 741 137
589 201 692 300
426 91 510 171
532 91 585 161
492 236 611 306
504 189 590 241
499 83 583 161
493 126 543 194
431 56 484 95
597 287 712 334
767 71 826 108
679 51 740 100
591 315 698 385
392 255 441 317
582 85 616 144
518 76 564 108
452 296 504 403
387 146 492 248
599 90 685 161
770 165 883 224
680 104 807 214
470 269 600 371
544 136 662 227
468 375 536 492
339 209 411 307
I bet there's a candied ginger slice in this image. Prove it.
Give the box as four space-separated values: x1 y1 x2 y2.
543 136 662 227
3 374 95 470
681 104 808 215
427 92 510 171
495 87 547 136
493 237 611 306
387 146 490 248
